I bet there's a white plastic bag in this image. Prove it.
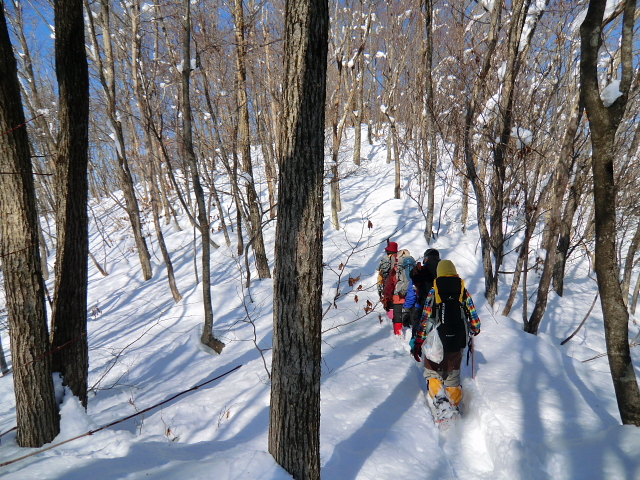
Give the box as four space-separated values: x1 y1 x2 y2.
422 323 444 363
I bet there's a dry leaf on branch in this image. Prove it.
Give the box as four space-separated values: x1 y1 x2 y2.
364 300 373 314
348 275 361 286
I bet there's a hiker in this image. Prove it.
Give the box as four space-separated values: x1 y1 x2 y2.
403 248 440 340
377 241 413 336
377 241 398 303
411 259 480 416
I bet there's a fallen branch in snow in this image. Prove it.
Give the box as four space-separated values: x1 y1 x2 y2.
0 364 242 469
582 352 607 363
561 292 599 345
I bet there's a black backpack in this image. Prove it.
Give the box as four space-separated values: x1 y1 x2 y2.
432 276 469 352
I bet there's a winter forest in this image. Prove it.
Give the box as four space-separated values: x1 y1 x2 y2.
1 0 640 479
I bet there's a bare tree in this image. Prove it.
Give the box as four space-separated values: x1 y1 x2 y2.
232 0 271 279
525 96 582 333
580 0 640 425
0 1 60 445
463 0 502 305
268 0 328 477
85 0 153 281
181 0 224 354
422 0 437 243
130 1 182 303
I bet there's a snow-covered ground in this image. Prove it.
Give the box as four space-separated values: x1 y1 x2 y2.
2 129 640 480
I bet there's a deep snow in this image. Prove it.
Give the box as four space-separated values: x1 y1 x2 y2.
2 128 640 480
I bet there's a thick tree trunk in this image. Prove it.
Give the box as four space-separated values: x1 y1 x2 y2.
49 0 90 408
580 0 640 425
0 5 60 445
268 0 328 477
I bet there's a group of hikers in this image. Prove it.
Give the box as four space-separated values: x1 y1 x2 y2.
377 241 481 422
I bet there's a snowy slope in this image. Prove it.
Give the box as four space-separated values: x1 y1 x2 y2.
2 128 640 480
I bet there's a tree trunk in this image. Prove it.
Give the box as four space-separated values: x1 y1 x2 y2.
526 97 582 334
181 0 224 354
463 0 502 305
423 0 437 243
131 10 182 303
488 0 534 297
0 5 60 445
391 121 401 199
268 0 328 477
503 158 547 318
580 0 640 425
256 107 278 219
233 0 271 279
552 155 590 295
49 0 90 408
352 53 364 166
85 0 153 281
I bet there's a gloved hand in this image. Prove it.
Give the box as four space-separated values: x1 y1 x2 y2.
412 348 421 362
470 329 480 336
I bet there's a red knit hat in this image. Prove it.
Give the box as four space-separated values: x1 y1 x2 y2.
385 241 398 253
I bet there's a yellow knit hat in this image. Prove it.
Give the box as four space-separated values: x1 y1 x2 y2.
437 259 458 277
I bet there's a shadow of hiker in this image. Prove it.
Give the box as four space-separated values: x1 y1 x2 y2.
321 366 449 480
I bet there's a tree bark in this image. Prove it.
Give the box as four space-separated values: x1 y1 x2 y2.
268 0 328 477
49 0 90 408
0 3 60 445
580 0 640 425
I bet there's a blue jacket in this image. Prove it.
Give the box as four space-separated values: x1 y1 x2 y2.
403 279 420 310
